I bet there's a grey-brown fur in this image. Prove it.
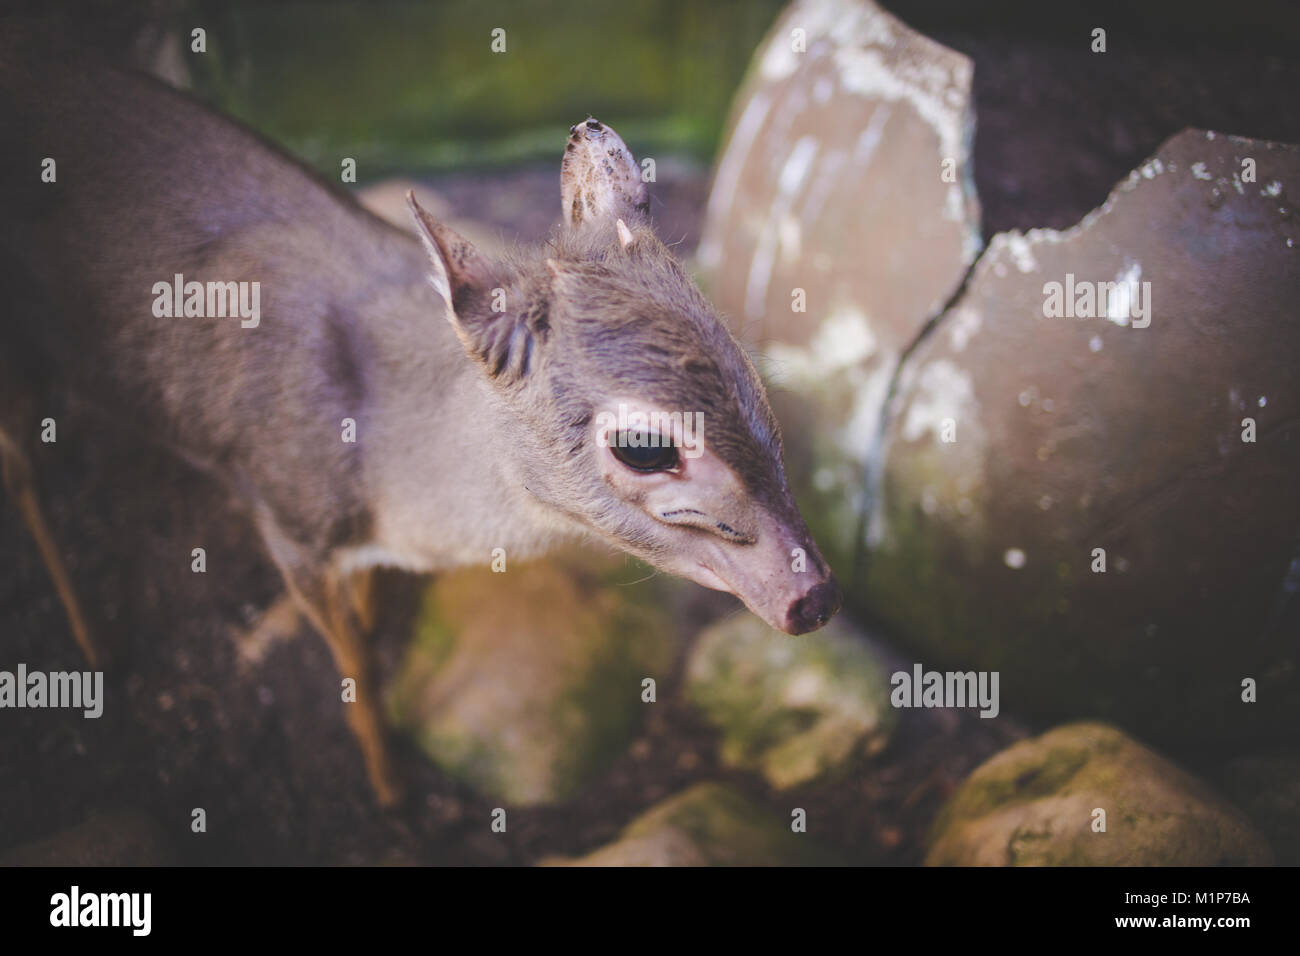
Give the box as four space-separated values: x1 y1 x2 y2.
0 27 839 805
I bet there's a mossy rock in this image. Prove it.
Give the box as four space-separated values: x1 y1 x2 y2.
926 722 1273 866
388 549 677 805
543 782 840 866
685 613 895 789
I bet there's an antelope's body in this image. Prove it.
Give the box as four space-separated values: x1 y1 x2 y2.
0 28 840 804
0 35 539 576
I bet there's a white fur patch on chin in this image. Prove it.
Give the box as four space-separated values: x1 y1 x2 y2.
690 562 732 593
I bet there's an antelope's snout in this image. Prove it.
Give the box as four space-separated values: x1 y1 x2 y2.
742 527 842 636
785 574 842 635
682 505 843 636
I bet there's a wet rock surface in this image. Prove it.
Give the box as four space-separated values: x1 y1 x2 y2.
862 129 1300 747
686 613 895 789
927 722 1273 866
699 0 981 565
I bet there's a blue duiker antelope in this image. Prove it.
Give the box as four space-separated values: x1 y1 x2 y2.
0 32 841 804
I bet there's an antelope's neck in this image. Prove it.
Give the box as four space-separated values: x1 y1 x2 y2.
348 269 569 573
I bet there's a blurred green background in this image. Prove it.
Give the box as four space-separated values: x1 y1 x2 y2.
180 0 786 178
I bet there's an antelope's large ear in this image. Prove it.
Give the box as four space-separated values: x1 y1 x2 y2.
406 190 539 384
406 190 492 315
560 117 649 230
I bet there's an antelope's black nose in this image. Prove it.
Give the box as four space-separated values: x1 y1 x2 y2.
785 575 842 635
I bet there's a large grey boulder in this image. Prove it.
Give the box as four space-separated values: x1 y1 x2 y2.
861 130 1300 744
698 0 981 566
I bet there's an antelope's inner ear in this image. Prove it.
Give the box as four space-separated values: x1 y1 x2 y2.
406 190 491 314
406 190 540 385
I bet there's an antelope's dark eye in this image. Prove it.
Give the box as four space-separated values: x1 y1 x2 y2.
610 434 679 473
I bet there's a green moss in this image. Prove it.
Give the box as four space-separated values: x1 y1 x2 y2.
686 615 895 789
185 0 786 175
389 553 679 804
386 585 458 727
548 593 674 802
927 723 1274 866
415 728 509 801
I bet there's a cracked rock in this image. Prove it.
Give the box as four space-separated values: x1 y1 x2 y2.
699 0 980 564
862 129 1300 746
